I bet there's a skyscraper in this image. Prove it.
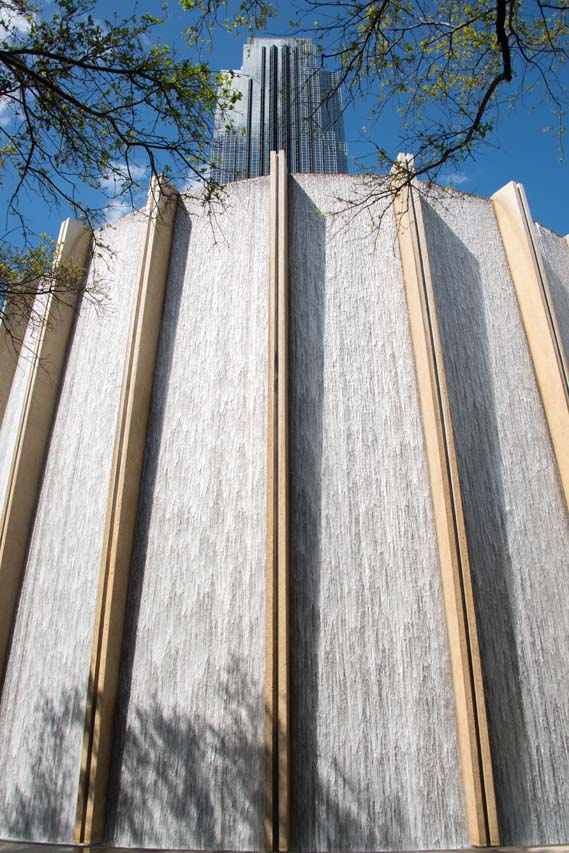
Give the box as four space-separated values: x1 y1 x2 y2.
210 37 348 181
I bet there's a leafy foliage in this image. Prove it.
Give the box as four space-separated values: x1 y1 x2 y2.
296 0 568 182
0 0 272 327
1 0 568 328
0 234 87 343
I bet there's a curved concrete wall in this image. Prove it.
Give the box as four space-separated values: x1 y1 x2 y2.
0 172 568 851
423 189 569 844
0 316 36 509
288 175 467 850
0 214 143 841
106 180 269 850
535 222 569 361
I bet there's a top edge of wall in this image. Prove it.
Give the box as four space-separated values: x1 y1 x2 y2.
533 218 568 241
100 172 561 237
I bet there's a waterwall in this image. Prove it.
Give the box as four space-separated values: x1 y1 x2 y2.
106 180 269 850
0 164 568 851
422 189 569 844
0 215 143 841
288 175 466 850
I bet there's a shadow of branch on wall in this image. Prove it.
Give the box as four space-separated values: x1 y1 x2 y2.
106 656 266 849
0 650 401 852
0 687 85 841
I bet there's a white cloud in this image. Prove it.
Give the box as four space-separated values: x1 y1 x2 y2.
0 3 34 42
183 165 209 193
103 199 132 223
100 161 148 194
441 171 469 186
100 162 148 222
0 98 14 127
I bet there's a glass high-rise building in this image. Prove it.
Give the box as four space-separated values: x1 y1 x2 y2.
210 37 348 182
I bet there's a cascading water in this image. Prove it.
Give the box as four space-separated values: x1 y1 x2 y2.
423 189 569 844
288 175 468 851
535 223 569 360
1 174 568 852
0 313 38 507
106 181 269 850
0 214 143 842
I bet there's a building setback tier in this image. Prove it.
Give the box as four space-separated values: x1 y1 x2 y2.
210 38 348 181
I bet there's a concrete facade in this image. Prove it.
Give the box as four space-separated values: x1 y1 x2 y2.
0 162 568 851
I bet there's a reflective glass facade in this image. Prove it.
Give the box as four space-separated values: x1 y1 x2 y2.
211 38 348 181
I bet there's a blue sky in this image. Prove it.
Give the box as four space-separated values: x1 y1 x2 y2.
2 0 568 239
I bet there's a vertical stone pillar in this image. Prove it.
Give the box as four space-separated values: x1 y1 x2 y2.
265 150 290 852
74 178 178 844
493 182 569 508
0 219 90 686
265 152 278 853
394 156 499 847
276 149 290 853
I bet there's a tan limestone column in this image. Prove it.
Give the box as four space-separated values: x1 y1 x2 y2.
394 155 500 848
74 178 179 844
265 150 290 852
493 182 569 510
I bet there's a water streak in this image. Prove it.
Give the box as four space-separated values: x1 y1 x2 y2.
535 223 569 361
288 174 468 851
0 312 38 511
424 190 569 844
0 214 143 842
107 182 268 850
